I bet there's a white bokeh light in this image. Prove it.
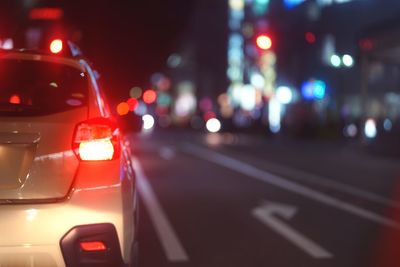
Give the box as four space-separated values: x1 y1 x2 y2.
364 118 377 139
276 86 293 104
330 54 341 68
342 54 354 67
142 114 155 130
206 118 222 133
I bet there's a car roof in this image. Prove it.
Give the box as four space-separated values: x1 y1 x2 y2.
0 50 86 73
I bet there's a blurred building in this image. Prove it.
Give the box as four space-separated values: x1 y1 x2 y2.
265 0 400 138
166 0 229 127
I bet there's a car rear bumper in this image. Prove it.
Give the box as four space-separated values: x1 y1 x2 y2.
61 223 125 267
0 184 133 267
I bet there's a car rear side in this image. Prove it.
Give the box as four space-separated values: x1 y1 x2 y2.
0 51 137 267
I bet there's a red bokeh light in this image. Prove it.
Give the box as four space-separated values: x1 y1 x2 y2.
127 98 138 111
359 39 374 51
155 106 169 116
143 89 157 104
305 32 316 44
29 8 64 20
9 94 21 104
203 111 216 122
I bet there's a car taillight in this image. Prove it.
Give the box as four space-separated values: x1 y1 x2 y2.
73 118 120 161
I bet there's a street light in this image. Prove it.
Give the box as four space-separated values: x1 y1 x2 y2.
256 34 272 50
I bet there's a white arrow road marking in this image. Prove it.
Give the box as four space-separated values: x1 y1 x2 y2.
182 144 400 230
132 158 189 262
252 201 333 259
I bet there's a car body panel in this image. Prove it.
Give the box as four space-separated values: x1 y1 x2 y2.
0 51 137 266
0 108 87 200
0 154 136 266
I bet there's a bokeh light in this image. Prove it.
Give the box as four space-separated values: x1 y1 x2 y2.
364 118 377 139
116 102 130 116
383 118 392 132
276 86 293 104
256 35 272 50
143 89 157 104
127 98 139 111
342 54 354 67
129 87 142 99
330 54 341 68
206 118 222 133
203 111 216 122
344 123 358 137
142 114 155 130
9 94 21 104
305 32 316 44
50 39 63 54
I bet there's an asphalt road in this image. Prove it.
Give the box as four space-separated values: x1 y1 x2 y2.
129 130 400 267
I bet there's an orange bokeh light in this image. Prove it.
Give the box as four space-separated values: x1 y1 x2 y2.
116 102 130 115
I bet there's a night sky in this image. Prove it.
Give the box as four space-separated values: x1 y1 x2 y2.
0 0 198 103
65 0 196 102
2 0 399 105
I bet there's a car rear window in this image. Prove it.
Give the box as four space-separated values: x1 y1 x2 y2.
0 58 88 116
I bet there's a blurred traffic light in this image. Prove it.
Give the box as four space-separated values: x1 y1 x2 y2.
305 32 316 44
256 34 272 50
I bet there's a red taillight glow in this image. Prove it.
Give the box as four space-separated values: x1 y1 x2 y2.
29 8 64 20
9 94 21 104
50 39 63 54
80 241 107 252
73 118 120 161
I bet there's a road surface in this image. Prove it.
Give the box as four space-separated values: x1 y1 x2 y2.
129 130 400 267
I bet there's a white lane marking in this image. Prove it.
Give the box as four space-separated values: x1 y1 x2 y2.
182 144 400 230
252 201 333 259
252 158 400 209
159 146 176 160
132 158 189 262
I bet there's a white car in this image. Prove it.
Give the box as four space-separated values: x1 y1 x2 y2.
0 44 138 267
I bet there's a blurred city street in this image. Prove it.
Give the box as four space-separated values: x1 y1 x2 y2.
132 131 400 267
1 1 400 266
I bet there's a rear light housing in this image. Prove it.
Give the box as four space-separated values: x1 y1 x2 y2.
73 117 120 161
